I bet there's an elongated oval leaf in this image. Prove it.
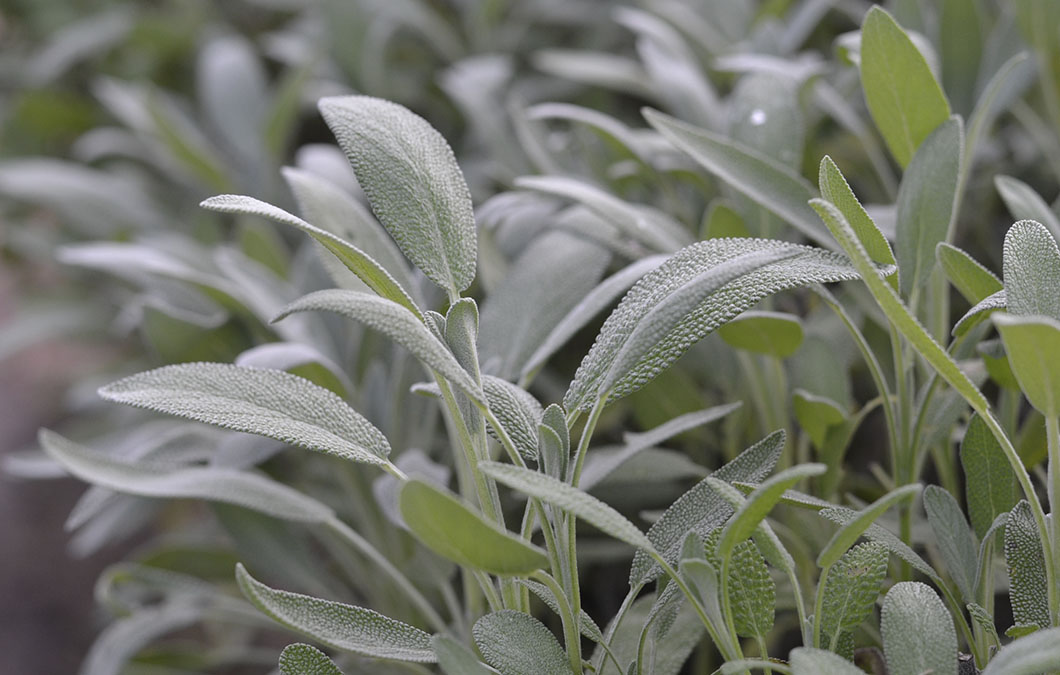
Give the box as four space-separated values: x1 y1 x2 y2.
483 375 543 462
480 462 654 553
790 647 864 675
518 579 603 642
994 314 1060 417
923 485 978 603
398 478 548 576
275 290 484 406
1002 220 1060 322
859 6 951 168
99 363 393 470
433 634 495 675
996 176 1060 243
318 96 476 295
881 582 957 675
817 483 922 568
937 242 1002 304
236 564 435 662
39 429 332 523
279 644 344 675
820 541 889 640
472 610 573 675
793 389 847 449
954 289 1006 337
718 310 804 358
981 627 1060 675
1005 500 1049 630
565 238 875 411
960 413 1018 539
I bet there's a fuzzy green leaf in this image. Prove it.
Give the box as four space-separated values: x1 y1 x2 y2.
1002 220 1060 322
483 376 543 462
859 6 951 168
818 156 895 267
275 290 485 406
881 582 958 675
398 478 548 576
937 242 1003 304
279 644 344 675
981 627 1060 675
480 462 655 553
433 635 495 675
472 610 574 675
1005 500 1050 629
721 539 776 639
98 363 392 470
817 483 922 568
718 310 804 358
895 117 963 297
235 564 435 662
954 289 1007 337
790 647 864 675
519 580 603 642
821 541 889 639
923 485 979 602
565 238 873 411
818 506 939 583
994 314 1060 417
318 96 476 295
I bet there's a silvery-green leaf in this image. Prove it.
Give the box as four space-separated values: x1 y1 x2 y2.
472 610 574 675
565 238 872 411
518 579 603 642
1005 500 1050 629
81 601 204 675
279 644 344 675
924 485 979 603
532 49 655 101
198 35 267 174
712 537 776 639
705 477 796 574
818 156 895 268
236 342 353 398
859 6 951 168
995 176 1060 243
275 290 485 406
630 430 784 586
790 647 864 675
433 634 495 675
881 582 958 675
39 429 332 523
526 102 651 162
538 404 569 481
980 627 1060 675
818 506 939 583
318 96 476 295
728 72 803 168
479 231 610 381
398 478 548 576
895 117 963 297
718 310 804 358
643 109 832 247
817 484 922 568
483 375 543 462
961 414 1017 539
236 564 435 662
953 289 1007 337
994 314 1060 417
480 462 655 553
521 255 668 383
98 363 393 470
1002 220 1060 322
201 194 420 317
937 242 1003 304
820 541 888 640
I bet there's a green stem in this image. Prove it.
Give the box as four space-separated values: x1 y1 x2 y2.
654 555 743 662
436 377 504 527
532 571 583 674
591 586 639 672
785 565 811 647
811 564 831 648
1048 415 1060 624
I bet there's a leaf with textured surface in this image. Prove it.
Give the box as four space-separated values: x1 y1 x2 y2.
895 117 963 296
236 564 435 662
398 478 548 576
937 242 1002 304
881 582 957 675
644 109 832 247
318 96 476 295
483 375 543 462
820 541 888 640
472 610 574 675
859 6 951 168
39 429 332 522
704 535 775 639
994 314 1060 417
718 310 804 358
818 156 895 267
278 644 344 675
790 647 864 675
817 483 921 568
961 413 1017 540
565 238 873 411
923 485 978 602
953 289 1007 337
481 462 654 553
99 363 393 469
519 580 602 642
996 176 1060 243
981 627 1060 675
819 506 939 583
630 430 784 585
433 634 495 675
1002 220 1060 322
1005 500 1050 629
275 290 484 406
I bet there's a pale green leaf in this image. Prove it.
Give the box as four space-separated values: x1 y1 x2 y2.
728 72 803 168
820 541 888 639
859 6 951 168
995 176 1060 243
483 375 543 463
881 582 957 675
923 486 978 602
953 289 1006 337
519 580 603 642
961 413 1017 539
236 564 435 662
279 644 344 675
1005 500 1050 629
818 156 895 267
790 647 864 675
98 363 393 469
80 602 204 675
39 429 332 522
994 314 1060 417
472 610 574 675
817 483 922 568
480 462 655 553
1002 220 1060 322
433 634 495 675
792 389 846 449
275 290 485 406
895 117 963 297
318 96 476 295
818 506 939 583
714 537 776 639
718 310 804 358
939 0 984 116
398 478 548 576
981 627 1060 675
937 242 1003 304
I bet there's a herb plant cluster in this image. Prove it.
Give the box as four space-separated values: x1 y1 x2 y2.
7 1 1060 674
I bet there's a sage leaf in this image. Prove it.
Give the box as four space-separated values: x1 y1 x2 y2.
980 627 1060 675
1005 500 1050 629
98 363 394 470
398 478 548 576
790 647 865 675
718 310 804 358
993 314 1060 417
480 462 655 553
518 579 603 642
235 564 435 662
472 610 574 675
644 109 833 247
936 242 1003 304
820 542 888 640
704 535 775 639
953 289 1007 337
318 96 476 295
895 117 963 297
278 644 344 675
630 430 784 586
923 485 979 602
995 176 1060 242
859 6 951 168
961 414 1017 539
792 390 846 449
483 375 544 462
433 634 495 675
819 506 940 583
817 483 921 568
80 602 204 675
39 429 332 523
1002 220 1060 322
818 156 895 267
565 238 874 411
881 582 958 675
275 290 485 406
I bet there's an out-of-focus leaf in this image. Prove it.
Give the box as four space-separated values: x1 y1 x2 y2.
718 310 804 358
924 486 978 602
937 242 1003 304
961 414 1017 539
996 176 1060 243
981 627 1060 674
